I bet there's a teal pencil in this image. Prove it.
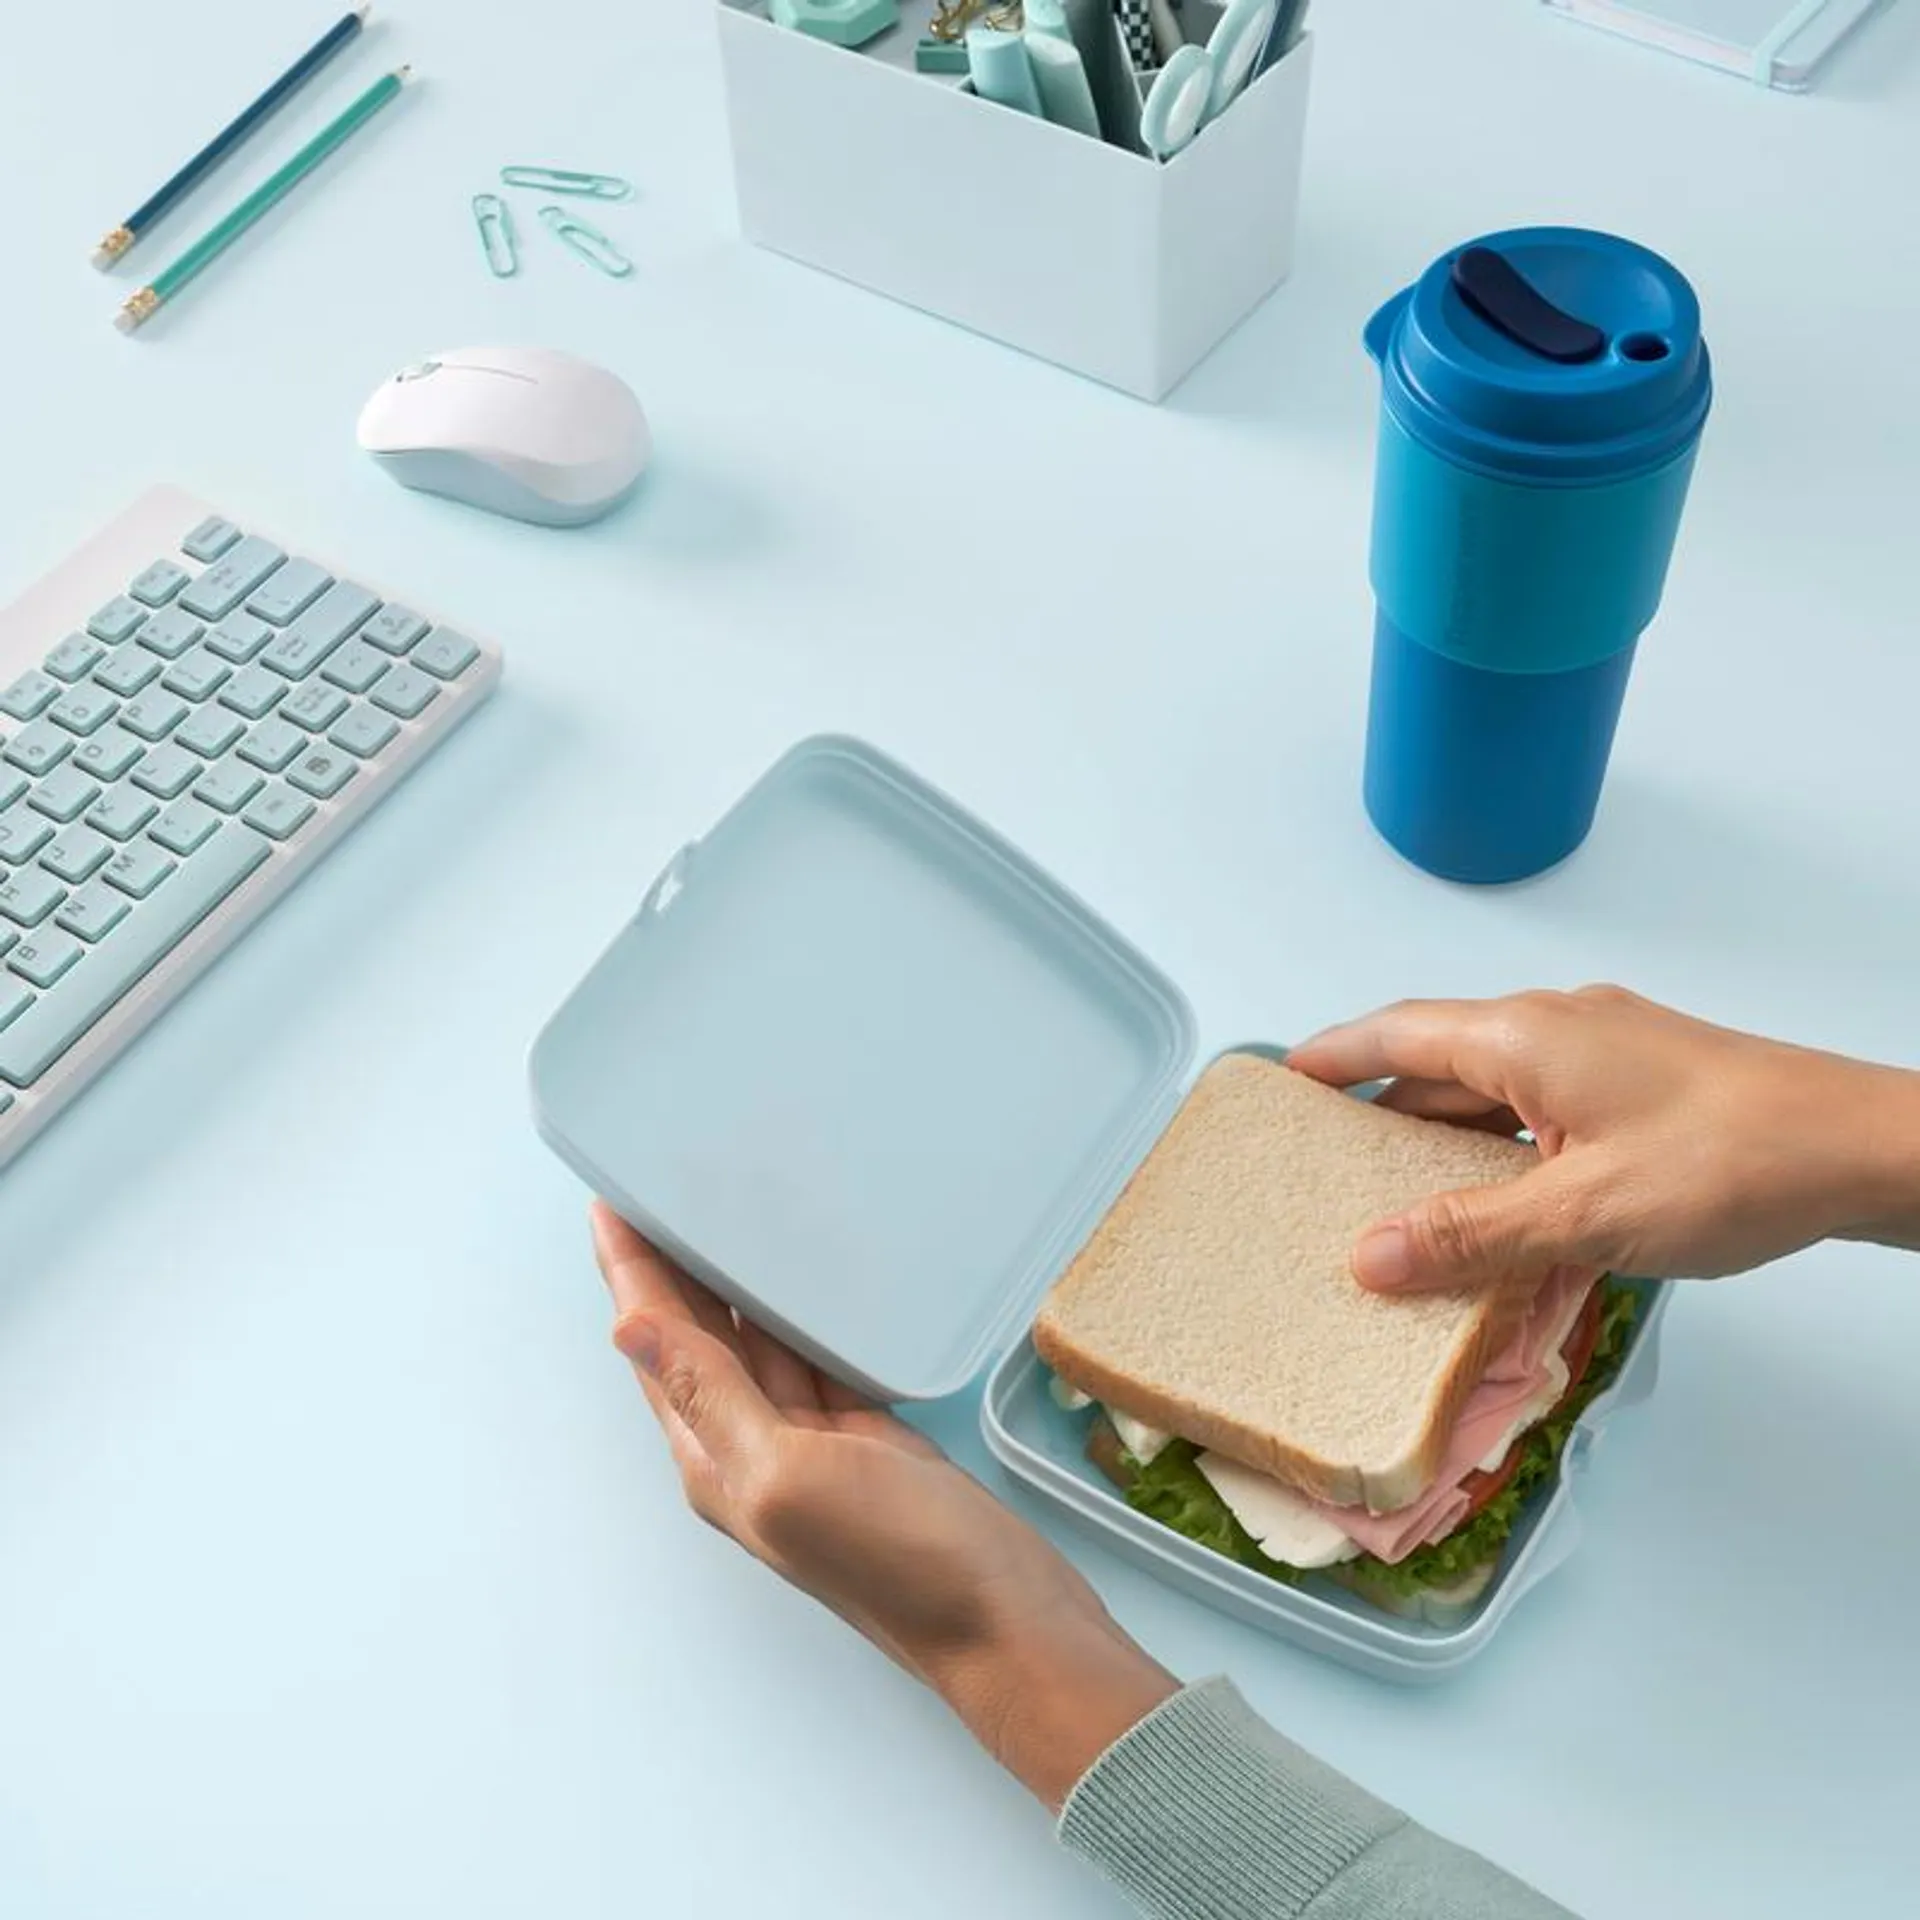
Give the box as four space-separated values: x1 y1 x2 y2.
117 67 411 333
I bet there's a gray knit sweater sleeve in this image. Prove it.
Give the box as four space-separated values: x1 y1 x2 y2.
1058 1678 1576 1920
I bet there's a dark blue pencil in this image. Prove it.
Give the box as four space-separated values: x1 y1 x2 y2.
93 6 371 268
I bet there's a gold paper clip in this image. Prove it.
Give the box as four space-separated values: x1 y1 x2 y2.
472 193 518 277
929 0 1020 37
500 165 633 202
539 205 633 278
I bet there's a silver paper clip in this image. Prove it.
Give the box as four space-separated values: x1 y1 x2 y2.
472 193 519 277
539 205 633 278
501 165 633 201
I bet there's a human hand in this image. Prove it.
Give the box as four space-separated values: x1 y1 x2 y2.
591 1204 1176 1809
1287 986 1920 1292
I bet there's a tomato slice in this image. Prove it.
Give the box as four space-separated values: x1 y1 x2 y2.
1453 1287 1606 1522
1555 1282 1606 1392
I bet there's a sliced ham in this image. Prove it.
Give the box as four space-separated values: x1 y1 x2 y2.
1295 1265 1598 1565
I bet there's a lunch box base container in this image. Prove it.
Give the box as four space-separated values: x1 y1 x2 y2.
530 735 1670 1681
984 1273 1668 1683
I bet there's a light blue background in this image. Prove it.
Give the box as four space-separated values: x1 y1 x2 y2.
2 1 1917 1914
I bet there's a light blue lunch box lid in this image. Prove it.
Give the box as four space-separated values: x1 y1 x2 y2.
529 735 1199 1402
1365 225 1712 484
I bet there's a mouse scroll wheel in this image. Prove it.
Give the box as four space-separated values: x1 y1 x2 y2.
395 359 443 382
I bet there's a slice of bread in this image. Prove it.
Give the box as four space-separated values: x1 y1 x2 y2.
1033 1052 1537 1514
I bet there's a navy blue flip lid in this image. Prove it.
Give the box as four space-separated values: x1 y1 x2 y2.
1365 226 1712 482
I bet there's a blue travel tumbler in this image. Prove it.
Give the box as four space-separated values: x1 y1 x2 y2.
1362 228 1712 883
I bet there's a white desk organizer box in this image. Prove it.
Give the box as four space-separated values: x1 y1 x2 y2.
530 738 1670 1683
716 5 1314 400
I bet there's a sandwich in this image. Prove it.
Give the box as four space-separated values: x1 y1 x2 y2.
1033 1052 1637 1625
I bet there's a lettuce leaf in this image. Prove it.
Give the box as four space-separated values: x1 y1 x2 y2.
1108 1281 1641 1606
1124 1440 1303 1585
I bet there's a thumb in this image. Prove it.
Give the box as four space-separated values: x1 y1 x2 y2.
616 1310 782 1476
1353 1162 1596 1293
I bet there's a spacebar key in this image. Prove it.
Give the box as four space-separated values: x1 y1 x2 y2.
0 826 272 1087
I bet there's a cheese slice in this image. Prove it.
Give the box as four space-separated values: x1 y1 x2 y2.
1044 1373 1172 1464
1042 1374 1173 1464
1195 1453 1360 1568
1108 1407 1174 1464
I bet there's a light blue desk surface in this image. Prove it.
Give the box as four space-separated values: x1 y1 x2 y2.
3 2 1918 1913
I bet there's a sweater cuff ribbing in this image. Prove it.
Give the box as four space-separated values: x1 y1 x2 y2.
1057 1676 1405 1920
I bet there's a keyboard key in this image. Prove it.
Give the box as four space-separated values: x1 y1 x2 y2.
162 649 232 703
4 723 73 778
57 881 130 943
130 559 191 607
0 927 13 960
103 843 175 900
287 747 356 801
321 638 391 695
219 665 285 720
0 804 54 863
206 612 272 663
74 725 145 783
87 790 158 842
370 665 439 720
131 745 203 800
0 773 26 812
361 605 427 655
94 648 164 698
0 868 66 928
45 634 106 683
48 688 118 738
29 768 102 825
1 671 60 722
284 683 348 732
182 516 242 562
42 825 111 884
261 583 379 681
0 979 29 1034
194 763 264 814
175 707 246 760
414 628 480 680
86 596 148 644
237 719 304 773
0 826 270 1087
328 707 399 759
150 799 221 856
135 606 206 660
179 537 286 621
121 692 190 742
9 928 82 989
247 558 331 624
244 786 315 841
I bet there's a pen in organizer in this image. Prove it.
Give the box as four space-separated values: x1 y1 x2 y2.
1254 0 1309 77
1113 0 1158 69
1148 0 1185 63
93 6 372 268
117 68 411 333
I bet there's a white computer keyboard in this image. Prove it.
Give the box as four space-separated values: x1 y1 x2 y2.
0 485 501 1170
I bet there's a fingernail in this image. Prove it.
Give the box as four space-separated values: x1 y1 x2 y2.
623 1315 662 1376
1353 1223 1414 1290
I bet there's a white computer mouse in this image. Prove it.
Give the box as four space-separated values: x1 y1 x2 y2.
356 345 651 527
